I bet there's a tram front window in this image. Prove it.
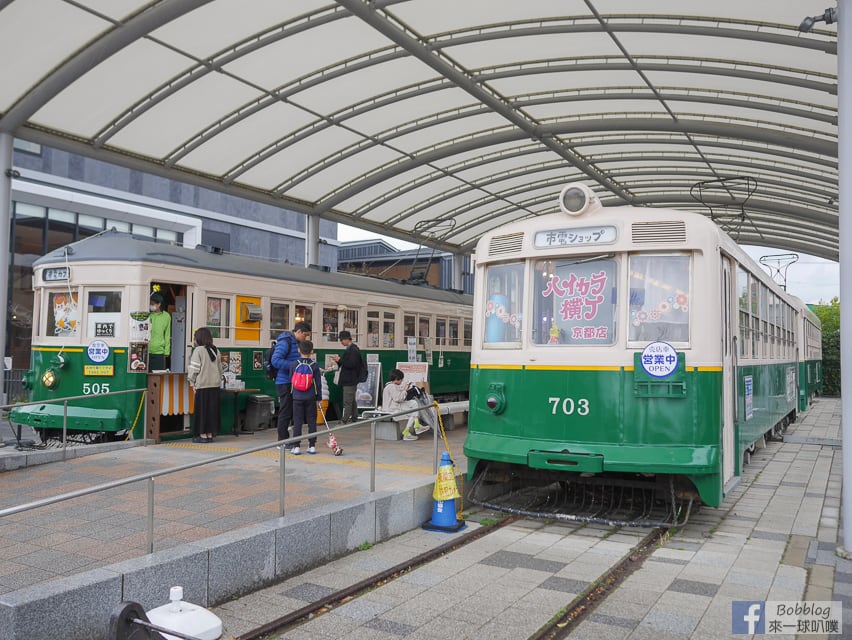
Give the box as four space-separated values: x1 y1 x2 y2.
46 291 79 337
532 258 616 345
483 262 523 347
628 254 690 344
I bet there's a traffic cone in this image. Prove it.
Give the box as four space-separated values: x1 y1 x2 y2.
422 452 466 532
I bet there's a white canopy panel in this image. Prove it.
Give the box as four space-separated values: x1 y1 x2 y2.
0 0 838 258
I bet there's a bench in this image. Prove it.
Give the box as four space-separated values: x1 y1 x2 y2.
435 400 469 431
361 400 469 440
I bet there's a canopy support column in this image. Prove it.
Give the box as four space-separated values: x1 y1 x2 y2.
305 213 320 268
839 0 852 557
0 132 12 401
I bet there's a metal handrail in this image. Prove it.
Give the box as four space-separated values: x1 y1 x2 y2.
0 403 443 554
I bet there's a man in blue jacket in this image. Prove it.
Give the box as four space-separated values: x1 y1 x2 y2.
272 321 312 447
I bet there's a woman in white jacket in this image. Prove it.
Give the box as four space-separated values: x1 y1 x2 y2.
187 327 224 442
381 368 428 441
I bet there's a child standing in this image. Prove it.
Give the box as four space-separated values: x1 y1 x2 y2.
287 340 321 455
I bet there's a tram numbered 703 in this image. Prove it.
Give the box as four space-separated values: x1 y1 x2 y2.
12 231 472 442
464 183 821 520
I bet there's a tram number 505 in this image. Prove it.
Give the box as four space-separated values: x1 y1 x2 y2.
548 397 590 416
82 383 110 395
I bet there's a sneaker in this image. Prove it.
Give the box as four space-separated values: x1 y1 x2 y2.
402 430 419 441
307 446 316 455
291 447 301 455
414 424 431 435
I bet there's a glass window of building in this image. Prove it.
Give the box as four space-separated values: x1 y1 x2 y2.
78 214 104 231
133 223 155 238
107 219 131 232
157 229 178 243
47 208 75 251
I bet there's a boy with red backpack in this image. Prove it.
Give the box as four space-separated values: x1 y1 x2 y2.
287 340 322 455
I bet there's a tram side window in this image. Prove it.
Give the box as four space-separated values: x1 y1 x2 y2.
628 254 690 344
383 311 395 348
534 258 616 346
207 296 230 339
87 291 122 338
367 310 380 347
324 306 339 341
45 291 79 337
404 314 415 345
342 308 358 341
418 315 431 347
295 304 313 333
270 302 289 340
737 268 751 358
483 262 523 347
449 318 460 347
463 319 472 347
435 317 447 346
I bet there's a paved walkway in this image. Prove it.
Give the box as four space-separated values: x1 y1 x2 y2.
0 420 467 595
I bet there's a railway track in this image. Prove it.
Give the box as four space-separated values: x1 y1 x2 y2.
216 511 669 640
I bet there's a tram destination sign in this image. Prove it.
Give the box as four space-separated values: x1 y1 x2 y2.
43 266 70 282
534 226 616 248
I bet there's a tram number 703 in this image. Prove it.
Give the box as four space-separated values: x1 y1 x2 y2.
82 382 111 395
548 397 590 416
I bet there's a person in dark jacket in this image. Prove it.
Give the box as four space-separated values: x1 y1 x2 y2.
330 330 361 424
287 340 321 455
271 321 311 446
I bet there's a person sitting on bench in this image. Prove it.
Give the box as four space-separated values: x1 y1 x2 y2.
381 368 430 441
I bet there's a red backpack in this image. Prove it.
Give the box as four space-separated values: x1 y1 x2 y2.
292 360 315 392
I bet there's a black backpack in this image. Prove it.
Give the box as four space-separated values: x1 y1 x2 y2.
264 334 292 380
358 356 369 383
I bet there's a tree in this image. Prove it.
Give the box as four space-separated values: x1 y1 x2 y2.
813 297 840 396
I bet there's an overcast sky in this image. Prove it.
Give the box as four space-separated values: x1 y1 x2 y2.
339 227 839 305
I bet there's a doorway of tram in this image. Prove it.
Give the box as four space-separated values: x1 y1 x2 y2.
149 281 192 434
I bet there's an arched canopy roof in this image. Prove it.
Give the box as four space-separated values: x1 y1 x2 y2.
0 1 838 259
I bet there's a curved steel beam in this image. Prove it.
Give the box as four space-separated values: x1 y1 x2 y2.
314 116 835 213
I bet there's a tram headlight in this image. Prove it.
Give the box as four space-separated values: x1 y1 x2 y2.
485 382 506 414
558 183 597 216
42 368 59 389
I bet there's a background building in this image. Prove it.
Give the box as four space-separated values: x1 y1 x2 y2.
337 240 473 294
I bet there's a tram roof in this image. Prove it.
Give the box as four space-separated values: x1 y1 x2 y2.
34 232 473 306
0 1 838 260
